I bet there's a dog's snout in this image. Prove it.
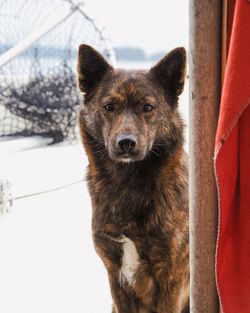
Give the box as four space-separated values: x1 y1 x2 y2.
117 135 137 152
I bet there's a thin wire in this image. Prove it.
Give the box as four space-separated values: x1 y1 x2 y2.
14 179 84 200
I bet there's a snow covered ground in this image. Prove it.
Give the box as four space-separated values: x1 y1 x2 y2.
0 63 188 313
0 143 112 313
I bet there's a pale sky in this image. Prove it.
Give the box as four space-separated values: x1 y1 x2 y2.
83 0 188 56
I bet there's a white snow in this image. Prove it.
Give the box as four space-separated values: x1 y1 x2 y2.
0 142 112 313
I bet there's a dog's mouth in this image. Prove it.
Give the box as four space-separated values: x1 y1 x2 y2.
118 156 133 163
116 153 139 163
108 149 148 163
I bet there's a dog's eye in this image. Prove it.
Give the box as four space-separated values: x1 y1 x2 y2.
104 103 115 112
143 104 153 112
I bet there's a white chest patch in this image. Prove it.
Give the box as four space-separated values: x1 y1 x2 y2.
119 236 140 286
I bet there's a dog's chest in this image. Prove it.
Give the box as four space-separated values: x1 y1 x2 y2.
110 235 140 285
120 236 140 285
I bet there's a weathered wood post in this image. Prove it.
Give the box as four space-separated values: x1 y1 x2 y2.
189 1 221 312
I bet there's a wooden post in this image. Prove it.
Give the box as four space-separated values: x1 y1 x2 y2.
189 1 221 312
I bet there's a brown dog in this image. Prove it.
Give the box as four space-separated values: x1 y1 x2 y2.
77 44 189 313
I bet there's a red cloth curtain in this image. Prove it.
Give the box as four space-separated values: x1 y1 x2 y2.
215 0 250 312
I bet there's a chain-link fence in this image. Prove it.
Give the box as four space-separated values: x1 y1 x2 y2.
0 0 115 143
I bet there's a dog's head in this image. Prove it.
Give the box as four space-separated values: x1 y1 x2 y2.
78 45 186 163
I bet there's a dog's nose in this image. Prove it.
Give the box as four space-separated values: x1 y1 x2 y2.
117 135 137 152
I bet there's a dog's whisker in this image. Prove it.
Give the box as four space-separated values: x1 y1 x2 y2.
150 149 161 157
93 148 106 154
81 140 105 145
153 143 169 147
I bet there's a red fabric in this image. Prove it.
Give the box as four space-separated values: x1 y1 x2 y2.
215 0 250 312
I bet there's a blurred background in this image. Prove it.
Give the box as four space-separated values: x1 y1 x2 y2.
0 1 188 312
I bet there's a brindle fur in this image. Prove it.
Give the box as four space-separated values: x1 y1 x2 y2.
77 44 189 313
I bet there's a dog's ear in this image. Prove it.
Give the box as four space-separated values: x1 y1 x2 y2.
149 47 186 99
77 44 113 94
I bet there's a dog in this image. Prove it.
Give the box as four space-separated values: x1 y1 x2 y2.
77 44 189 313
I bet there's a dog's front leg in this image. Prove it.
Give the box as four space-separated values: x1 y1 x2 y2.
155 283 173 313
108 272 138 313
153 267 184 313
155 279 187 313
93 233 138 312
156 281 189 313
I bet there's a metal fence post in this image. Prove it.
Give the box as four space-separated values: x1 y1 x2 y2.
189 1 222 312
